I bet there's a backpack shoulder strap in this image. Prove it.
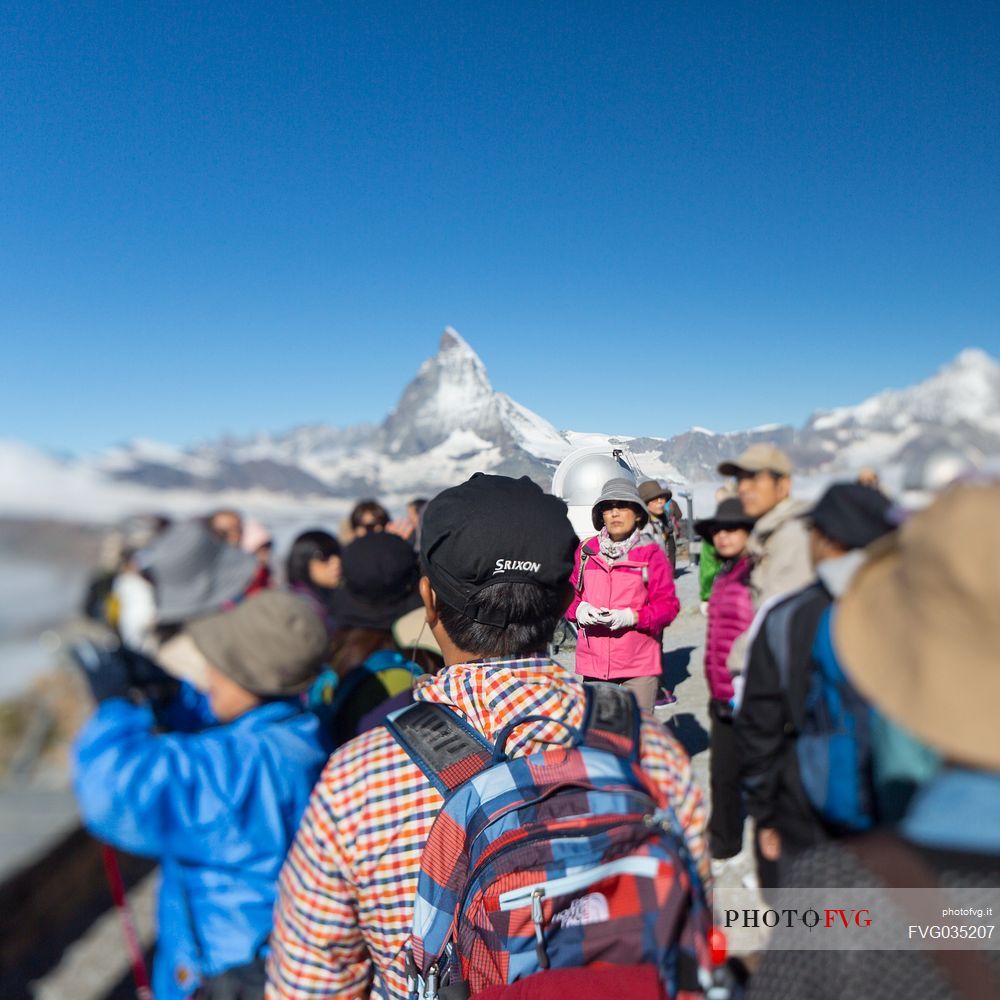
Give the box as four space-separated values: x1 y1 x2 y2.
580 682 641 763
574 540 597 594
763 584 826 690
386 701 494 796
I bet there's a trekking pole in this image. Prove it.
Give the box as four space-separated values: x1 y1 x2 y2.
100 843 154 1000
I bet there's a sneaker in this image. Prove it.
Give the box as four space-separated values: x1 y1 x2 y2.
655 688 677 708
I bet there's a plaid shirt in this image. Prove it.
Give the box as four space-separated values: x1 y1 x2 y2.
267 655 708 999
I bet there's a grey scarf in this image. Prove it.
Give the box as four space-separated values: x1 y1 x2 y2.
598 526 641 562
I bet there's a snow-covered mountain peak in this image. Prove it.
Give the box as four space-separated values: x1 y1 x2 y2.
409 327 491 387
809 349 1000 433
439 325 477 357
380 328 519 456
945 347 998 374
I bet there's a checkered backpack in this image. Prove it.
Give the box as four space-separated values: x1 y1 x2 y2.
387 682 713 1000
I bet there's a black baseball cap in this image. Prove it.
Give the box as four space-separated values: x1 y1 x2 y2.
420 474 579 627
802 482 894 550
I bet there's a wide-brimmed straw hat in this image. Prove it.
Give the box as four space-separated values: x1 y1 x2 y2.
590 478 648 531
834 483 1000 770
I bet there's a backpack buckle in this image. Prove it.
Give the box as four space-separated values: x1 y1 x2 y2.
425 961 440 999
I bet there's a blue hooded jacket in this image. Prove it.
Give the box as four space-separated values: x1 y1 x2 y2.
73 689 327 1000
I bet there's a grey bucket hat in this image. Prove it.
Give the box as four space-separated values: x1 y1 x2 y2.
142 520 259 625
187 591 328 697
591 478 649 531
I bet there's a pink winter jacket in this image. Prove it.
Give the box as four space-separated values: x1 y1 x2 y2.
703 556 753 701
567 537 680 680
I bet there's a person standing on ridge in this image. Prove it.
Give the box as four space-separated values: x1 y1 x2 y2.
715 444 814 681
694 496 757 871
567 478 680 713
285 529 342 635
267 474 708 999
749 482 1000 997
73 591 329 1000
639 480 677 572
736 483 897 887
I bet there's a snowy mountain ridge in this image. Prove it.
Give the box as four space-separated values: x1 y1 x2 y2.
2 332 998 520
810 348 1000 433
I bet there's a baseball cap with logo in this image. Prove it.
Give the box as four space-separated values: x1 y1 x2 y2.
717 443 794 478
420 474 579 627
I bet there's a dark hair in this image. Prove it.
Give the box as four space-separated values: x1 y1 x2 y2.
436 580 566 658
327 626 444 676
286 530 341 586
350 500 390 531
328 627 396 675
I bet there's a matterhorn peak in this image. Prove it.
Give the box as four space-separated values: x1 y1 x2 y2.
378 328 499 456
439 325 475 354
430 325 490 385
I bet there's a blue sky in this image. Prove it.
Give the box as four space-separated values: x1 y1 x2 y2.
2 2 997 454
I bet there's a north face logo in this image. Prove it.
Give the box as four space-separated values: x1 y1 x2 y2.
552 892 610 928
492 559 542 575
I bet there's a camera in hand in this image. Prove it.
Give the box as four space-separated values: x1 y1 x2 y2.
70 639 179 706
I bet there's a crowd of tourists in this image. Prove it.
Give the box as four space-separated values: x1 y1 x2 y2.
67 462 998 998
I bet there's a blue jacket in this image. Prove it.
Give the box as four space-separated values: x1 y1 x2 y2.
73 690 327 1000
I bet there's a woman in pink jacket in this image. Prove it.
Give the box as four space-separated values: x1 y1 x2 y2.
567 478 679 712
695 496 755 865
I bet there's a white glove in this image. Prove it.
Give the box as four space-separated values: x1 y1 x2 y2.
606 607 637 630
575 602 604 626
700 601 709 616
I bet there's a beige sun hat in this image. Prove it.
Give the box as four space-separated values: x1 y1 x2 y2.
717 443 793 478
188 591 328 697
834 483 1000 770
392 605 442 657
